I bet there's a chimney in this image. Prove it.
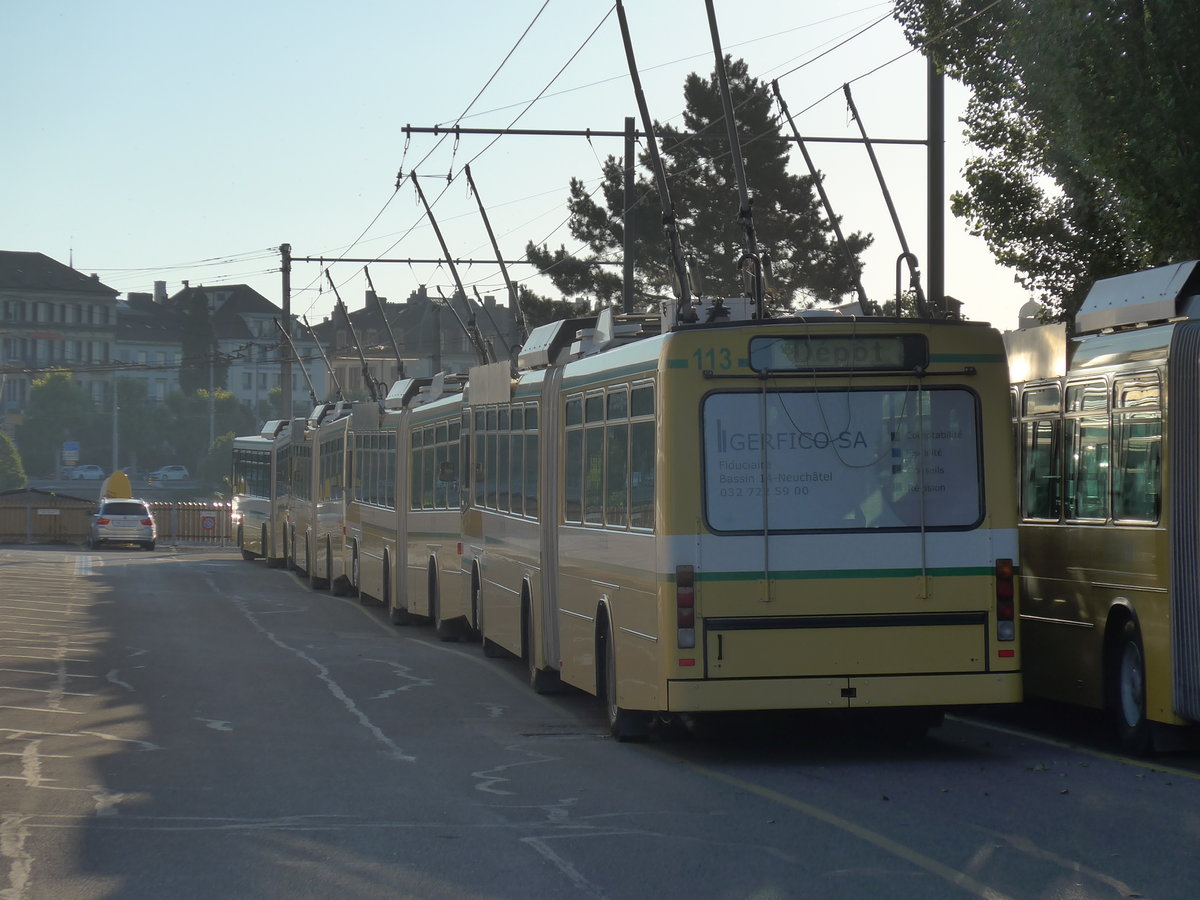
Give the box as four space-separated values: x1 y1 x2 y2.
154 281 167 304
484 294 496 309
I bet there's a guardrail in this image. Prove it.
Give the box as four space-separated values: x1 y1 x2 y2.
148 502 232 545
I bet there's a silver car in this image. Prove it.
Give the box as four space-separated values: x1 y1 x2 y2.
89 499 156 550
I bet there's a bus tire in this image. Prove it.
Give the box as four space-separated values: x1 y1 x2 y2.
1110 617 1152 755
600 616 649 742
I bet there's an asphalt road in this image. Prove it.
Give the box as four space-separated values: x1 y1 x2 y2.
1 545 1197 899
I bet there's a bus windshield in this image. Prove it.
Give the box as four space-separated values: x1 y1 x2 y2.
702 387 982 532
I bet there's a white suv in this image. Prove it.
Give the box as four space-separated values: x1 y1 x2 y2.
90 499 156 550
148 465 189 482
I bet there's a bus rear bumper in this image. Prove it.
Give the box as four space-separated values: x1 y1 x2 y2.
666 671 1022 712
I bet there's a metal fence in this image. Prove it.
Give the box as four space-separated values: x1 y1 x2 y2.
0 490 232 546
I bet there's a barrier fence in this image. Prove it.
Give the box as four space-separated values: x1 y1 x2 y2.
0 490 233 546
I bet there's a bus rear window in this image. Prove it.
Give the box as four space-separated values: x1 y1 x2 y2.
702 388 982 532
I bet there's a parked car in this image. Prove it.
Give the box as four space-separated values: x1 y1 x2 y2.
148 465 189 482
89 498 156 550
67 465 105 480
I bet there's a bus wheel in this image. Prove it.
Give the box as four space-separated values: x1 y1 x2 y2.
602 618 649 742
1111 618 1152 755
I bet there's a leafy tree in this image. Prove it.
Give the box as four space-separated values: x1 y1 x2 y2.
17 371 94 477
895 0 1200 320
0 431 27 491
162 389 254 476
200 431 236 494
527 56 871 312
178 291 229 394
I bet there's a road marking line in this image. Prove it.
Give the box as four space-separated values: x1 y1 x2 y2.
949 714 1200 781
671 756 1013 900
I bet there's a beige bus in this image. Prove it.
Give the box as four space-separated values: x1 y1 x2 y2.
462 308 1021 739
1006 260 1200 753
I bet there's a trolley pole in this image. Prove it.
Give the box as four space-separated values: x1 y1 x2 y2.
280 243 293 419
623 116 635 315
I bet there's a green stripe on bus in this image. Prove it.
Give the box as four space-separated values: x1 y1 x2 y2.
683 566 994 582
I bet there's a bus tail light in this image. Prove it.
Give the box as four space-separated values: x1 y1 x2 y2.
676 564 695 649
996 558 1015 641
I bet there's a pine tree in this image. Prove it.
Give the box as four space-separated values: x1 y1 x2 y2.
527 56 871 312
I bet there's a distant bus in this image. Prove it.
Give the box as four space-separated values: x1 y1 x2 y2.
1006 260 1200 752
231 420 292 565
343 401 400 610
395 376 470 635
304 402 354 592
283 402 349 585
460 309 1020 739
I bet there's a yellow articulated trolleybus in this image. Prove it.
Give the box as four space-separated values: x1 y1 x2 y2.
462 305 1021 739
283 401 350 586
307 400 355 593
1005 260 1200 753
231 419 293 566
341 374 469 629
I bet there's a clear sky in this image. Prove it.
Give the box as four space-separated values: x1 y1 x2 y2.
4 0 1030 331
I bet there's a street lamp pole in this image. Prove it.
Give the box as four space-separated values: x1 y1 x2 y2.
208 351 215 449
111 374 119 473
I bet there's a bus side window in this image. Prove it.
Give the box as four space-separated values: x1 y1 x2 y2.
1114 413 1161 522
1065 416 1109 520
1021 418 1061 519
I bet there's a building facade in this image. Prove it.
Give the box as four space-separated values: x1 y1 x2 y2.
0 251 120 427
